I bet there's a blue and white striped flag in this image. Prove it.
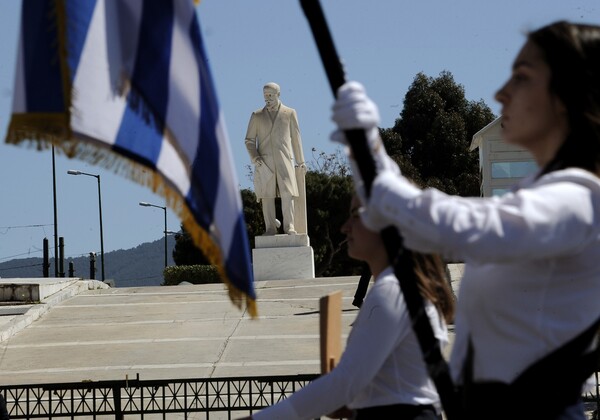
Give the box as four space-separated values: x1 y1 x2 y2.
6 0 257 316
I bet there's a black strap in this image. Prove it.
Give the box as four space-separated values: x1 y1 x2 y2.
386 234 459 417
513 316 600 406
352 263 371 308
461 317 600 419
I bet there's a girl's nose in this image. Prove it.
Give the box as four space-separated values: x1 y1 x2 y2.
495 81 509 105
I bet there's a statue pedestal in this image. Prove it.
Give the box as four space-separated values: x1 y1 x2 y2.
252 234 315 281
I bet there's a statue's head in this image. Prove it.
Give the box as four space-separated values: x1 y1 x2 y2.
263 82 281 110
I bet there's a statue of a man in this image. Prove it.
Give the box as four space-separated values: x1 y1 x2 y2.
245 82 306 236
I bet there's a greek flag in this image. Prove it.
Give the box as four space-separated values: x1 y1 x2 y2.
6 0 256 316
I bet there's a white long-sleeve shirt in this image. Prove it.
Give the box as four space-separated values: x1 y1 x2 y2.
369 167 600 384
252 266 448 420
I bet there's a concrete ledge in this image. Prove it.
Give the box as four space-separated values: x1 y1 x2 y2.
253 247 315 280
0 306 30 316
0 279 109 342
0 277 79 302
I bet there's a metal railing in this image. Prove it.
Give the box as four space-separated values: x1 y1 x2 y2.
0 374 319 419
584 370 600 420
1 372 598 419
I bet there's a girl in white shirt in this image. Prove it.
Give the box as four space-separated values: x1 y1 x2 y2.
331 20 600 419
241 195 455 420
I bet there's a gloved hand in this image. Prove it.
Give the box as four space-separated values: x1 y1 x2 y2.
331 81 399 204
332 81 380 131
253 156 265 166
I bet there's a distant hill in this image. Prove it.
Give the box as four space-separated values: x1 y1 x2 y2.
0 236 176 287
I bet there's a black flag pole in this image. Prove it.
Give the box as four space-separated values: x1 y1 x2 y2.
299 1 460 418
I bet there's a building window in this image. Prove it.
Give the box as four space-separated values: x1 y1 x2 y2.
491 161 537 179
492 188 510 196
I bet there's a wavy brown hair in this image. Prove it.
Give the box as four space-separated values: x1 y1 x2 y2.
410 251 455 324
382 224 456 324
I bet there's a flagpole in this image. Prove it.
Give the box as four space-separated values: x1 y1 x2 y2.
52 145 59 277
299 1 459 418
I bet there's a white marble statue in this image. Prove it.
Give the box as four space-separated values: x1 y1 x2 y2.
245 82 306 235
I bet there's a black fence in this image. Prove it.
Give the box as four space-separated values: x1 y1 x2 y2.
586 371 600 420
0 374 319 419
1 372 598 419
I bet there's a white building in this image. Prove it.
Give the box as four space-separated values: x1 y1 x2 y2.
470 117 538 197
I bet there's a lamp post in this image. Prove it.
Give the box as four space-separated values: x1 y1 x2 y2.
52 146 59 277
68 170 105 282
139 201 168 268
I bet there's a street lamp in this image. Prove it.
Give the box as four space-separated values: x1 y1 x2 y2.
52 146 59 277
139 201 168 268
68 170 105 282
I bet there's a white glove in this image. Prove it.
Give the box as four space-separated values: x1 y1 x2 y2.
332 81 380 131
330 81 399 204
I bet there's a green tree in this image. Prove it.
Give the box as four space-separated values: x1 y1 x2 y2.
171 224 210 266
240 188 264 250
303 148 361 276
387 71 495 195
304 170 361 277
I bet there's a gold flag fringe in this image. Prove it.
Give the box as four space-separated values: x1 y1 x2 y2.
6 121 258 319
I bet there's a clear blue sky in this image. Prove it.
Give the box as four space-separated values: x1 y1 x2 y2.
0 1 597 266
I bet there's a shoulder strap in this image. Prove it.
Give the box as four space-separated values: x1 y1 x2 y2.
515 316 600 386
512 316 600 416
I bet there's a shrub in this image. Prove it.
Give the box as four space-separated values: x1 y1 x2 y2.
163 265 221 286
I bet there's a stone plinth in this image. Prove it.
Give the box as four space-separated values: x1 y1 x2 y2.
0 278 78 302
253 234 315 281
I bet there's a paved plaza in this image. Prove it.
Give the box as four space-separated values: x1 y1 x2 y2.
0 272 596 419
0 276 371 385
